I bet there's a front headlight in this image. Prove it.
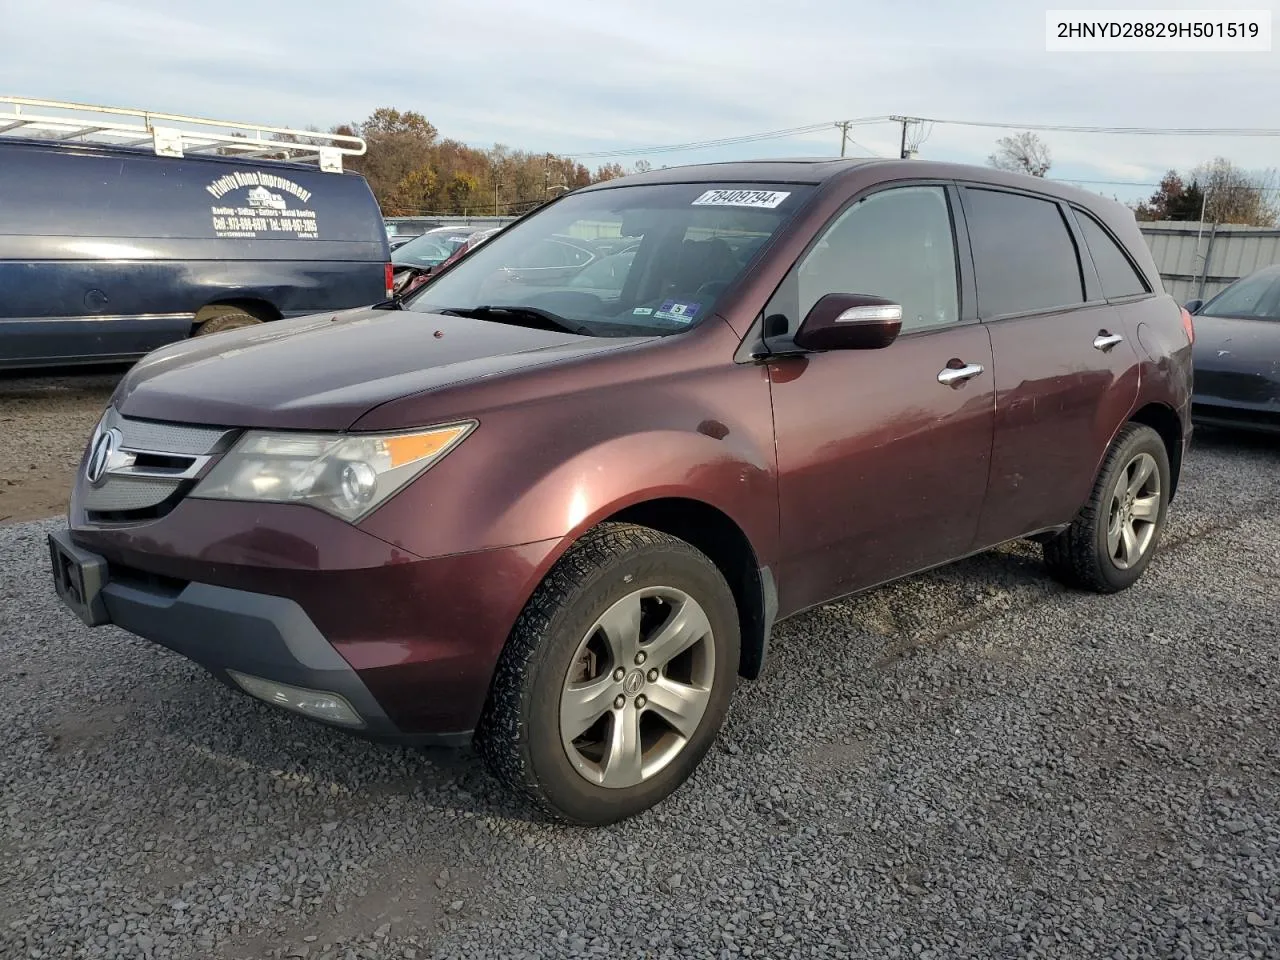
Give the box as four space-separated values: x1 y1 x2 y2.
191 422 475 522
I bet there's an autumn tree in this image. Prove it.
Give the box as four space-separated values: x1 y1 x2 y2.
336 108 439 215
331 108 618 214
1191 157 1279 226
592 162 627 183
1133 172 1206 222
987 131 1052 177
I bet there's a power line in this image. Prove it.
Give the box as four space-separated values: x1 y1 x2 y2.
566 117 889 160
916 117 1280 137
562 115 1280 165
1051 177 1280 194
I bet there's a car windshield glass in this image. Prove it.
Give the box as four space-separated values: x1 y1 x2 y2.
1201 270 1280 320
393 230 475 267
406 182 811 336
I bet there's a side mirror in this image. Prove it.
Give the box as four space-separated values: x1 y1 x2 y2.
793 294 903 351
1183 298 1204 315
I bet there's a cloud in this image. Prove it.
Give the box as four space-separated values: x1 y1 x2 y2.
5 0 1277 201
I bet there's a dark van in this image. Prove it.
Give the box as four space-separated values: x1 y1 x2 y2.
0 138 391 369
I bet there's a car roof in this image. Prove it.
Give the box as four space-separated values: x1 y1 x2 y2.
576 157 1128 216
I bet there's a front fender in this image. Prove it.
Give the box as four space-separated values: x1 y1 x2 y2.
360 425 779 566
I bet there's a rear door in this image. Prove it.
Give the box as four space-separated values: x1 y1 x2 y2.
959 185 1141 547
768 183 995 614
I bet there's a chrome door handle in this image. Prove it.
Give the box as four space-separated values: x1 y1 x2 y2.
937 362 985 386
1093 332 1125 351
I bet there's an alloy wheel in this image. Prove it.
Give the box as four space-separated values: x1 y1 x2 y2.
559 587 716 789
1106 451 1161 570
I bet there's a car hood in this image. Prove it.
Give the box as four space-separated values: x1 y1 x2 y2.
112 306 649 429
1193 315 1280 365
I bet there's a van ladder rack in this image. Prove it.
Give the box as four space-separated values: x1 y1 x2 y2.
0 97 365 172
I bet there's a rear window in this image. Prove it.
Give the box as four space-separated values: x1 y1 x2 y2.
1201 271 1280 320
1076 211 1148 299
964 188 1085 318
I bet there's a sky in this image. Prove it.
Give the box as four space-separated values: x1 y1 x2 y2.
3 0 1278 204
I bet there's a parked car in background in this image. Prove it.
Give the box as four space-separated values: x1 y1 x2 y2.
0 97 391 370
1185 264 1280 433
391 225 500 295
388 234 420 252
391 227 501 296
50 158 1192 826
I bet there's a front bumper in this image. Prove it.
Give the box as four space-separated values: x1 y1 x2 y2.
49 528 464 744
50 504 563 743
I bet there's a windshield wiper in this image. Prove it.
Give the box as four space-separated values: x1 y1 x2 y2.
435 305 592 336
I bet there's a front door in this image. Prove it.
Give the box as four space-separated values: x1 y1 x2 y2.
766 184 995 615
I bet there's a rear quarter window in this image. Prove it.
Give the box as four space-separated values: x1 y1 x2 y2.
1075 210 1149 299
963 187 1085 318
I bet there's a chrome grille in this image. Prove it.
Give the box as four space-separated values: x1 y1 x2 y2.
82 408 237 518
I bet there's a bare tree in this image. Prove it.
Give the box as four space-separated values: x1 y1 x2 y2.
1191 157 1279 226
987 132 1052 177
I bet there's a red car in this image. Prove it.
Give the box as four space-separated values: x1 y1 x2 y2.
391 225 500 296
50 159 1193 825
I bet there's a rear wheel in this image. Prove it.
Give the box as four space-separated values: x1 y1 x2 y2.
1043 423 1170 593
476 523 739 825
194 311 262 336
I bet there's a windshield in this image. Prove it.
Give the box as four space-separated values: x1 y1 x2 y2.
393 228 478 268
1201 269 1280 321
406 182 812 336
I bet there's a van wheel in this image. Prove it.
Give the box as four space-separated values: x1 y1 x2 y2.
476 523 739 826
195 312 262 336
1043 423 1170 593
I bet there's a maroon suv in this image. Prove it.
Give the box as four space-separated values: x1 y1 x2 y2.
49 159 1194 825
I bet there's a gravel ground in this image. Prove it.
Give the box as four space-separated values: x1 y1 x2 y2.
1 429 1278 960
0 371 124 525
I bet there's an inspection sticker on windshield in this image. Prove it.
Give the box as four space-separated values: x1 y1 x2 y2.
632 307 654 316
691 189 791 209
654 301 700 324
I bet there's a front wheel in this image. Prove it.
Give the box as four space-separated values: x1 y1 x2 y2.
1044 422 1171 593
476 523 740 825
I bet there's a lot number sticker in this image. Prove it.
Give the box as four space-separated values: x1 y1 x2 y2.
654 301 700 324
691 189 791 209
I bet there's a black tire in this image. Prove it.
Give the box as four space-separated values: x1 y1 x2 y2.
1043 422 1171 593
476 522 740 826
194 312 262 336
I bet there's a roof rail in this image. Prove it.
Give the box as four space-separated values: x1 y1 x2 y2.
0 96 365 172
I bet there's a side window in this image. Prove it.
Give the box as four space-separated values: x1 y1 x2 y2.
792 186 960 334
1076 211 1149 299
964 188 1084 318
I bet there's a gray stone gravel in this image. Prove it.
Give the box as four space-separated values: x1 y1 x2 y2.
1 428 1278 960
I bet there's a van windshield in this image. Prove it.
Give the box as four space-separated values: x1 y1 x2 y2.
406 182 811 336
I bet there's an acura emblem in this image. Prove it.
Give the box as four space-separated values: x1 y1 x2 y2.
85 427 123 486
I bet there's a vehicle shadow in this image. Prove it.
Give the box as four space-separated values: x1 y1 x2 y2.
138 652 543 826
1190 423 1280 458
135 539 1059 828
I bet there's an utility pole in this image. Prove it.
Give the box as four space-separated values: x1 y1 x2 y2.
890 115 923 159
835 120 851 157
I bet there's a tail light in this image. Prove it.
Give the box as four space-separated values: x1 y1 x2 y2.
1180 306 1195 345
384 262 395 300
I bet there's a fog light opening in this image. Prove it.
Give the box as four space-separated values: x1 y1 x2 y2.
227 671 364 728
